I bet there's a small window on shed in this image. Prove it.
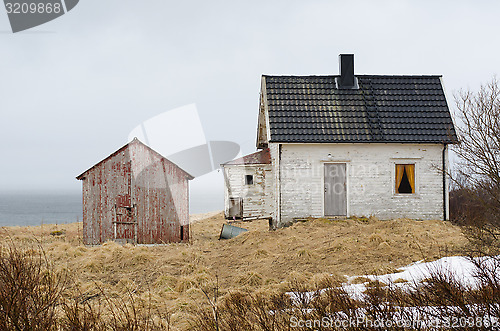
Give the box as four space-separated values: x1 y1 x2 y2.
395 164 415 194
245 174 254 185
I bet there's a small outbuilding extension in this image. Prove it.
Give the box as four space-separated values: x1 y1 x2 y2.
221 148 272 221
76 138 194 245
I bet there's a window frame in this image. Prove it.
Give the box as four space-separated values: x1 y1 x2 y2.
392 161 419 197
245 174 254 185
395 164 415 194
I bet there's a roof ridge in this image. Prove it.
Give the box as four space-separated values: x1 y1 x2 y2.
76 138 194 180
262 74 443 78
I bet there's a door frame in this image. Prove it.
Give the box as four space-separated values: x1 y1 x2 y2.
112 163 137 244
322 162 349 217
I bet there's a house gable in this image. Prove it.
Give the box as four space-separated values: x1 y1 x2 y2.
76 138 194 181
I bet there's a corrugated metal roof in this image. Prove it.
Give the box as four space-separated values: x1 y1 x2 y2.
263 75 458 144
222 148 271 166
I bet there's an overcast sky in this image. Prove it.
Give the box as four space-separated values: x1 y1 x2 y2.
1 0 499 195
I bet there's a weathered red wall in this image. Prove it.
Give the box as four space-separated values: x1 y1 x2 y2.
80 140 190 245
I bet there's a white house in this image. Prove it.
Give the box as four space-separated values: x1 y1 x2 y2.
223 54 457 229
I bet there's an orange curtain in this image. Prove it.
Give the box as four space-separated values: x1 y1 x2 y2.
405 164 415 193
395 164 404 193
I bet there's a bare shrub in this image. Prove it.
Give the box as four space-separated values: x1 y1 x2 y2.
451 78 500 253
61 286 172 331
0 242 67 330
0 238 171 331
191 259 500 331
190 282 295 331
60 294 106 331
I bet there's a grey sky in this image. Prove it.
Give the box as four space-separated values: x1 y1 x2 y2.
0 0 499 194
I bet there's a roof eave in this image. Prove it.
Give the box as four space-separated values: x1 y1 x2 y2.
268 140 458 144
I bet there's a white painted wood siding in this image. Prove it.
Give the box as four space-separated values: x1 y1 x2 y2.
223 164 273 219
277 143 447 227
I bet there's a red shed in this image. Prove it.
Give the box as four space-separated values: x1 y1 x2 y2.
76 138 194 245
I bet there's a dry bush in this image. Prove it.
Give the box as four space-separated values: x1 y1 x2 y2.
60 286 172 331
0 241 67 330
190 256 500 331
190 287 295 331
450 185 500 255
0 239 172 330
60 294 106 331
451 78 500 253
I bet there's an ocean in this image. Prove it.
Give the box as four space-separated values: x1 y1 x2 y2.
0 193 83 227
0 191 223 227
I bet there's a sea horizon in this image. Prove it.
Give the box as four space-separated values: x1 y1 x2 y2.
0 190 223 227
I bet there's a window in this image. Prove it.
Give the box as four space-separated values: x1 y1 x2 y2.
395 164 415 194
245 174 254 185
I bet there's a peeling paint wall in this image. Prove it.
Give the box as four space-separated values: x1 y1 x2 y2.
80 141 190 245
223 164 273 219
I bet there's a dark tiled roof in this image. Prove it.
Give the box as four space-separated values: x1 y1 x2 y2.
263 75 457 144
222 148 271 166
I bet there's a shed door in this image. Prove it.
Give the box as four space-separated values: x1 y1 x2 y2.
113 164 137 244
324 163 347 216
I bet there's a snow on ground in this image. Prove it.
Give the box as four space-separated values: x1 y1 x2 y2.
344 255 500 299
287 256 500 328
288 255 500 303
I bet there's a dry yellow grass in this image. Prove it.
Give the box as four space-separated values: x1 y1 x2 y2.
0 212 468 330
